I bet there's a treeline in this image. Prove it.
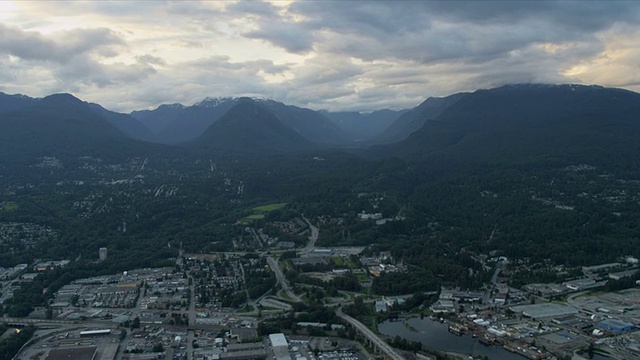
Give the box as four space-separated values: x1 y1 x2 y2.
0 325 35 360
389 335 422 352
285 268 361 293
258 302 340 336
245 266 276 300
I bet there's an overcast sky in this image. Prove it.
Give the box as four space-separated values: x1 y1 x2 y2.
1 1 639 113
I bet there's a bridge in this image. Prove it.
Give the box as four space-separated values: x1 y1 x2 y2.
336 308 404 360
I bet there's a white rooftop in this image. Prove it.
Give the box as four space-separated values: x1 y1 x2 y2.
269 333 288 348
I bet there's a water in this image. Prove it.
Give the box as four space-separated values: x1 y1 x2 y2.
378 317 526 360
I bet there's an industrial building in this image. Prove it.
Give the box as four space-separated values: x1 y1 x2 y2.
269 333 291 360
45 346 97 360
598 319 635 333
510 303 578 320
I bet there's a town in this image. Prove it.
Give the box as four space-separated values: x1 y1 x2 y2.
4 215 640 360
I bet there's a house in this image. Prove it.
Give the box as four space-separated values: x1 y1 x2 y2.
374 300 388 313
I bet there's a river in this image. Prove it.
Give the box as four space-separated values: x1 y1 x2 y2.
378 317 529 360
378 317 615 360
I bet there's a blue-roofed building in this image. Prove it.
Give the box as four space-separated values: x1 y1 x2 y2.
598 319 634 333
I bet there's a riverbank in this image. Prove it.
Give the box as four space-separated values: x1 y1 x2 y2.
379 317 528 360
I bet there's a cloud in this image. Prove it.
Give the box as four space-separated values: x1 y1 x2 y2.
0 23 124 63
244 21 315 53
2 1 640 112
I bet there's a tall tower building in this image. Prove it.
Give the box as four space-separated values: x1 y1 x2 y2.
99 247 108 261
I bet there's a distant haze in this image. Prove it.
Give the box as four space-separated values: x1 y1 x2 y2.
1 1 639 112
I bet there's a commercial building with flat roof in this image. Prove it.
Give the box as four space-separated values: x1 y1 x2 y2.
598 319 635 333
269 333 290 360
510 303 578 320
80 329 111 337
227 342 264 352
46 346 97 360
220 349 266 360
268 333 288 348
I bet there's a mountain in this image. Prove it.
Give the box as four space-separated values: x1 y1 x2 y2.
131 98 239 144
0 91 154 142
130 97 349 145
377 93 468 144
380 84 640 171
191 98 316 154
0 93 153 161
257 100 349 145
0 92 38 113
87 103 155 142
322 109 408 142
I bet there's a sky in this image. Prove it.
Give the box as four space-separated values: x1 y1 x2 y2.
1 1 640 113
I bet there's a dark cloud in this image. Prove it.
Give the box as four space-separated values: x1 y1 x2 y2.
244 21 315 53
424 1 640 31
3 1 640 113
226 1 280 18
0 23 124 63
55 56 157 88
243 1 638 65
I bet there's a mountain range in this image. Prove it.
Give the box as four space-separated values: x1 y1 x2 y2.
2 84 640 171
380 84 640 170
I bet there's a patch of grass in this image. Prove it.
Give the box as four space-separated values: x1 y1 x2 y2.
326 256 345 267
237 304 255 313
242 203 286 222
251 203 287 213
2 202 18 211
279 291 292 301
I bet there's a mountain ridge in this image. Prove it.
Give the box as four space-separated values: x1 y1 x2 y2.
377 83 640 174
191 98 317 155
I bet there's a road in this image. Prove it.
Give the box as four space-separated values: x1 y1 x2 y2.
267 256 301 302
300 216 319 255
264 216 317 303
186 274 197 360
336 308 403 360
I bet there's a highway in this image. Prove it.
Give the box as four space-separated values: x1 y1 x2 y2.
336 308 403 360
299 216 319 255
265 216 318 303
267 256 301 302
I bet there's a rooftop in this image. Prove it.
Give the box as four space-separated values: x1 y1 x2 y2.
510 303 578 319
269 333 288 348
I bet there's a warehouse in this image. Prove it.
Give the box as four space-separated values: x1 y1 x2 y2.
598 319 635 333
269 333 291 360
510 303 578 320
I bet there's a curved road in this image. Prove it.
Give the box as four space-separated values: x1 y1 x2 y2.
336 308 403 360
265 216 317 303
300 216 319 255
267 256 301 302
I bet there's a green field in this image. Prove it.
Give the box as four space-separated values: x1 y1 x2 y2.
1 202 18 211
326 256 345 266
251 203 287 212
242 203 287 222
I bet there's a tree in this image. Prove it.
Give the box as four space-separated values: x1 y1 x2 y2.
152 343 164 352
